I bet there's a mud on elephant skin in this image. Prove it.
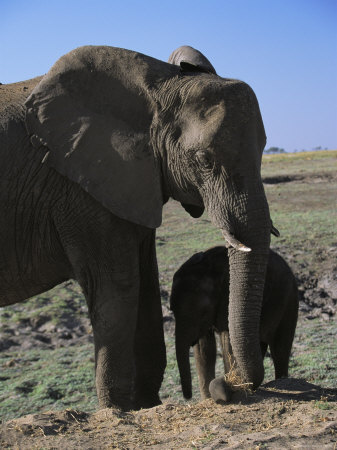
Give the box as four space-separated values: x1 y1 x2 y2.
170 247 299 402
1 45 272 410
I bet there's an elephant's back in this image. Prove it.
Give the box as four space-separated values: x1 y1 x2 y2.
0 76 43 127
0 77 42 111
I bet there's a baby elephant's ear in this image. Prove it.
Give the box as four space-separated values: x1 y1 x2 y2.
25 47 163 229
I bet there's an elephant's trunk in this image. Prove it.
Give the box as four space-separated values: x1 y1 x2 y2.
228 242 269 388
175 329 192 399
206 181 271 389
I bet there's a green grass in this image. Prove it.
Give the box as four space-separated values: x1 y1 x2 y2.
0 282 87 329
314 400 334 410
289 318 337 388
0 344 96 422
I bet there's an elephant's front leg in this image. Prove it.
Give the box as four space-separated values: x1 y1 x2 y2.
134 230 166 409
67 219 144 411
193 330 217 399
91 271 140 410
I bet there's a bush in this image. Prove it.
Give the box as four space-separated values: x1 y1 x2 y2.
264 147 286 154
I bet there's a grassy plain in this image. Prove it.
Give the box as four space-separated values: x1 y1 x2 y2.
0 150 336 422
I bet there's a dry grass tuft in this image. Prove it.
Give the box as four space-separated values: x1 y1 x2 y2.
223 356 254 394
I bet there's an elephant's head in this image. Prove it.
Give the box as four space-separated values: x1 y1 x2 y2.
170 247 228 398
154 71 273 390
25 45 273 390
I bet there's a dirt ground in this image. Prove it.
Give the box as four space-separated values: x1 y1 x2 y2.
1 378 336 449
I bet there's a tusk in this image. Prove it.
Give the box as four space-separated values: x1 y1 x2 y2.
221 230 252 252
271 221 280 237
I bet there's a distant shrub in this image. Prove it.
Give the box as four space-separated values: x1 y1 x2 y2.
264 147 286 154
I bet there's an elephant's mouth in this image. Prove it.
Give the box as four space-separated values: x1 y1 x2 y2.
221 220 280 251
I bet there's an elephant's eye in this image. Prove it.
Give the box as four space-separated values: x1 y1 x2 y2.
196 150 214 170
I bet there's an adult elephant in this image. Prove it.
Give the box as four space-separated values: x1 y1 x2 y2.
168 45 217 74
0 45 272 410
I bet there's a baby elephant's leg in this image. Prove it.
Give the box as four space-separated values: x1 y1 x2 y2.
193 329 216 399
270 317 296 378
219 330 235 374
270 285 298 379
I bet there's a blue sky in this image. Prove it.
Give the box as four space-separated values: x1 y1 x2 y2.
1 0 336 151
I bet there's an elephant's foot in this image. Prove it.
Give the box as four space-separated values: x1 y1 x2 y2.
133 392 162 410
98 391 133 412
209 377 233 404
98 390 161 411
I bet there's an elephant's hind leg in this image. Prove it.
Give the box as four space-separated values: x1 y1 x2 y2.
133 230 166 409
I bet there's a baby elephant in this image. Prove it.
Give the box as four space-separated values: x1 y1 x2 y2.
170 247 299 401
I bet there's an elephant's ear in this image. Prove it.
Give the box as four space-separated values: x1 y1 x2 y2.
25 47 163 228
181 203 204 218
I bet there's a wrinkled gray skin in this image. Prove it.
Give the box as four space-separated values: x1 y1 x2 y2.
168 45 217 74
0 45 272 410
170 247 299 401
